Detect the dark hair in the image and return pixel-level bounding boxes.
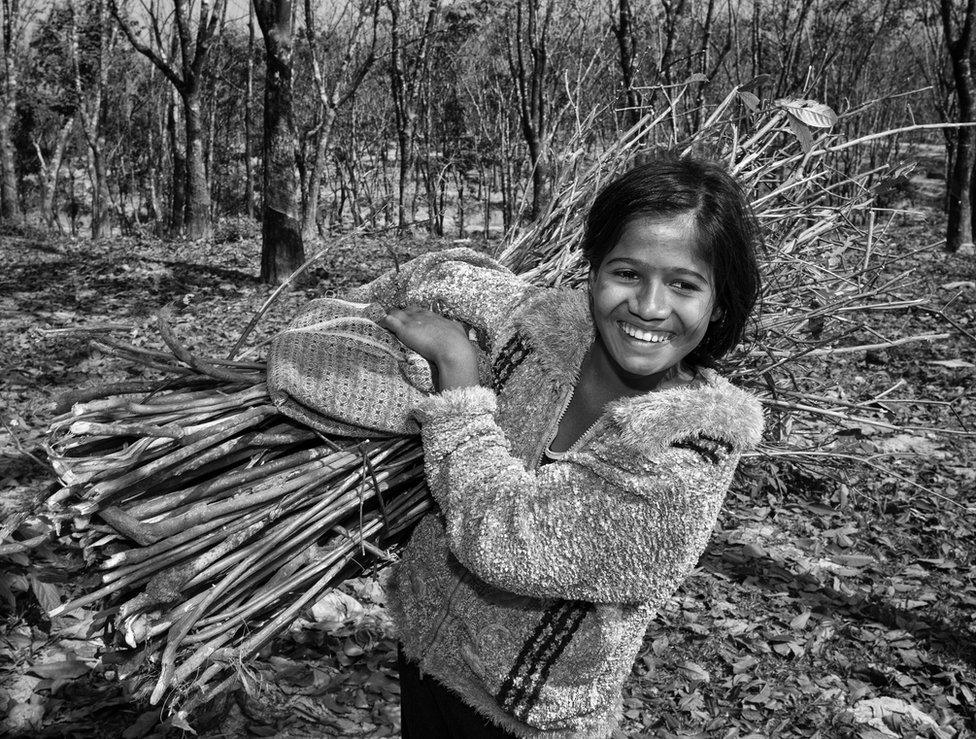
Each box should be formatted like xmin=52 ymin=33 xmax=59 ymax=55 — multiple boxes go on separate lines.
xmin=581 ymin=155 xmax=762 ymax=367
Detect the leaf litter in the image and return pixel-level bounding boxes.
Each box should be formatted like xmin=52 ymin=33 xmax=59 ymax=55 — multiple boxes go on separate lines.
xmin=1 ymin=207 xmax=974 ymax=737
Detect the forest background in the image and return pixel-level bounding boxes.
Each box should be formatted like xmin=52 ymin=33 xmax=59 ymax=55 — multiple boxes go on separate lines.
xmin=3 ymin=0 xmax=976 ymax=262
xmin=2 ymin=0 xmax=976 ymax=737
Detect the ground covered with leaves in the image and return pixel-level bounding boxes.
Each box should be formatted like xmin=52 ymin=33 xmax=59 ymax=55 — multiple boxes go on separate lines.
xmin=1 ymin=202 xmax=974 ymax=738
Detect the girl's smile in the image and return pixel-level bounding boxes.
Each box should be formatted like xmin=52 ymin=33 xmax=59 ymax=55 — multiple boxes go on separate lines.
xmin=588 ymin=213 xmax=718 ymax=390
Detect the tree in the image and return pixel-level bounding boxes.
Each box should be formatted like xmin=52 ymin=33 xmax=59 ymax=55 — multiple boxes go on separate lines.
xmin=506 ymin=0 xmax=554 ymax=221
xmin=301 ymin=0 xmax=378 ymax=240
xmin=254 ymin=0 xmax=304 ymax=283
xmin=244 ymin=1 xmax=256 ymax=219
xmin=613 ymin=0 xmax=640 ymax=129
xmin=388 ymin=0 xmax=441 ymax=231
xmin=71 ymin=0 xmax=117 ymax=238
xmin=939 ymin=0 xmax=976 ymax=252
xmin=25 ymin=1 xmax=77 ymax=229
xmin=0 ymin=0 xmax=36 ymax=224
xmin=111 ymin=0 xmax=228 ymax=239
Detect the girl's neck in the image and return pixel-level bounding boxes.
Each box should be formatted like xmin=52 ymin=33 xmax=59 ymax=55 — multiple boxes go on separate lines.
xmin=580 ymin=338 xmax=688 ymax=402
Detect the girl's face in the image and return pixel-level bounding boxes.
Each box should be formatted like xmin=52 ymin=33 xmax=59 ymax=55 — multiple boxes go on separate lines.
xmin=588 ymin=213 xmax=719 ymax=384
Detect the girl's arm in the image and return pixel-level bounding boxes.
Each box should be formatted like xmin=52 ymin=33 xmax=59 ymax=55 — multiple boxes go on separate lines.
xmin=345 ymin=247 xmax=531 ymax=351
xmin=412 ymin=384 xmax=752 ymax=605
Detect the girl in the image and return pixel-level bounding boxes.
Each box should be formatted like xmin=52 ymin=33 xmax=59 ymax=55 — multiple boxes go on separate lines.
xmin=349 ymin=156 xmax=764 ymax=738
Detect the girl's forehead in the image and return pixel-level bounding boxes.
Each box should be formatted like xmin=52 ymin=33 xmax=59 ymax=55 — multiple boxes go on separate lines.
xmin=607 ymin=213 xmax=708 ymax=267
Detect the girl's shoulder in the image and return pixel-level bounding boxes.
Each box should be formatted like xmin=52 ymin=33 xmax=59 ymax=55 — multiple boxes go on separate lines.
xmin=605 ymin=369 xmax=765 ymax=454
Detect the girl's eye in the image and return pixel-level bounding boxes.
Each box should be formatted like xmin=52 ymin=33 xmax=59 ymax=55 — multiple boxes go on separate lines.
xmin=671 ymin=280 xmax=700 ymax=292
xmin=612 ymin=269 xmax=640 ymax=280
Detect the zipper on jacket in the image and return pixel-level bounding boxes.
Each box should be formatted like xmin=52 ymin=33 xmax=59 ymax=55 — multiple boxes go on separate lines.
xmin=538 ymin=382 xmax=605 ymax=465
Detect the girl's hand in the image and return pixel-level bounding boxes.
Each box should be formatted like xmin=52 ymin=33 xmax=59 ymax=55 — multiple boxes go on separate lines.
xmin=378 ymin=305 xmax=480 ymax=390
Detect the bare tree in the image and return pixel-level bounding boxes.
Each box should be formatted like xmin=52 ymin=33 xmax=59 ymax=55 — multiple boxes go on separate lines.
xmin=31 ymin=116 xmax=73 ymax=228
xmin=254 ymin=0 xmax=304 ymax=283
xmin=939 ymin=0 xmax=976 ymax=252
xmin=301 ymin=0 xmax=378 ymax=240
xmin=0 ymin=0 xmax=36 ymax=224
xmin=388 ymin=0 xmax=440 ymax=231
xmin=71 ymin=0 xmax=117 ymax=238
xmin=613 ymin=0 xmax=640 ymax=128
xmin=655 ymin=0 xmax=686 ymax=95
xmin=26 ymin=2 xmax=76 ymax=229
xmin=507 ymin=0 xmax=554 ymax=221
xmin=244 ymin=0 xmax=255 ymax=219
xmin=111 ymin=0 xmax=227 ymax=239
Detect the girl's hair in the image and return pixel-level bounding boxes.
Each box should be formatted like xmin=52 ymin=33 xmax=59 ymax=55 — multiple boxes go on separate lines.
xmin=582 ymin=155 xmax=762 ymax=367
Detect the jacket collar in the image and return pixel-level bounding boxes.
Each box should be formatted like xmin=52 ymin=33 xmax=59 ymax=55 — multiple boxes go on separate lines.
xmin=514 ymin=288 xmax=764 ymax=452
xmin=514 ymin=287 xmax=593 ymax=388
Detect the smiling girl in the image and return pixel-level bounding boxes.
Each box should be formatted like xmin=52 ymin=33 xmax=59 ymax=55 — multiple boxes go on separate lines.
xmin=340 ymin=156 xmax=765 ymax=738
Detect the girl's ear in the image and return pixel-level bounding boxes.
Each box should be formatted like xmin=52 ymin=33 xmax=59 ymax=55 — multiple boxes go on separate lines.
xmin=710 ymin=304 xmax=724 ymax=322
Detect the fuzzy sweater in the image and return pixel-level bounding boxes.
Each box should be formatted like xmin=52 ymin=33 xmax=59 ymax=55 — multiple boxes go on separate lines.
xmin=341 ymin=248 xmax=765 ymax=738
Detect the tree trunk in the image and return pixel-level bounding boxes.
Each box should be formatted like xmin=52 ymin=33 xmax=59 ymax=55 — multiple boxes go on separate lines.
xmin=301 ymin=0 xmax=377 ymax=239
xmin=183 ymin=92 xmax=213 ymax=239
xmin=387 ymin=0 xmax=439 ymax=232
xmin=950 ymin=130 xmax=976 ymax=251
xmin=507 ymin=0 xmax=553 ymax=221
xmin=526 ymin=133 xmax=549 ymax=221
xmin=167 ymin=91 xmax=187 ymax=234
xmin=255 ymin=0 xmax=305 ymax=284
xmin=941 ymin=0 xmax=976 ymax=252
xmin=389 ymin=0 xmax=411 ymax=231
xmin=87 ymin=145 xmax=112 ymax=239
xmin=71 ymin=0 xmax=115 ymax=238
xmin=614 ymin=0 xmax=640 ymax=129
xmin=109 ymin=0 xmax=226 ymax=240
xmin=32 ymin=117 xmax=73 ymax=227
xmin=0 ymin=0 xmax=23 ymax=223
xmin=245 ymin=2 xmax=256 ymax=219
xmin=301 ymin=105 xmax=338 ymax=241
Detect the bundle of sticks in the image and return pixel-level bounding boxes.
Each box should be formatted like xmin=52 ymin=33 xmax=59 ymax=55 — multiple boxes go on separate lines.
xmin=45 ymin=320 xmax=430 ymax=705
xmin=42 ymin=88 xmax=946 ymax=710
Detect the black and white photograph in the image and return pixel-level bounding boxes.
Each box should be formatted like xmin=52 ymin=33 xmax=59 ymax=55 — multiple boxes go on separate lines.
xmin=1 ymin=0 xmax=974 ymax=736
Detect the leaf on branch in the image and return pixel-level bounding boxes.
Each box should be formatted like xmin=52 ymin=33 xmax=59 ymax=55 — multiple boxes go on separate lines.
xmin=786 ymin=115 xmax=814 ymax=152
xmin=739 ymin=90 xmax=761 ymax=112
xmin=684 ymin=72 xmax=709 ymax=84
xmin=775 ymin=98 xmax=838 ymax=128
xmin=740 ymin=73 xmax=773 ymax=91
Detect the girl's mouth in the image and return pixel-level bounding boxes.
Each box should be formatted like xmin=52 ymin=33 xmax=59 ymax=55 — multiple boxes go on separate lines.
xmin=618 ymin=321 xmax=672 ymax=344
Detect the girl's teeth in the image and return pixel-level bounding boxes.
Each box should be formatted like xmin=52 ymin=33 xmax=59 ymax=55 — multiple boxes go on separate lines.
xmin=619 ymin=322 xmax=669 ymax=343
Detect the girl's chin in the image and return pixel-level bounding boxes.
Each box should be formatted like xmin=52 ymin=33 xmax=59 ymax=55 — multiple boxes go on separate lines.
xmin=617 ymin=361 xmax=672 ymax=379
xmin=607 ymin=347 xmax=678 ymax=381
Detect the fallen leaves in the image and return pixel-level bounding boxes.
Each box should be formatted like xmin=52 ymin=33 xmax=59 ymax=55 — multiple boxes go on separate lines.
xmin=3 ymin=226 xmax=976 ymax=737
xmin=849 ymin=696 xmax=950 ymax=738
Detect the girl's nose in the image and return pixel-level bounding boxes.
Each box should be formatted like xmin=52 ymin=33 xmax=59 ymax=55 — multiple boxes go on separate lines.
xmin=631 ymin=281 xmax=669 ymax=320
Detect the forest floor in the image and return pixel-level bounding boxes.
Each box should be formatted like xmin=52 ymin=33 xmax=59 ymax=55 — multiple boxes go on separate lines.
xmin=1 ymin=192 xmax=975 ymax=738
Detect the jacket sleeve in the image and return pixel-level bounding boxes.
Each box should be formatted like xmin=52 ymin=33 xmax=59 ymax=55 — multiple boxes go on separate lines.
xmin=343 ymin=247 xmax=532 ymax=351
xmin=414 ymin=385 xmax=746 ymax=606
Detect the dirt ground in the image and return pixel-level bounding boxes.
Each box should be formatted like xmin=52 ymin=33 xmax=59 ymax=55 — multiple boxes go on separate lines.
xmin=1 ymin=189 xmax=975 ymax=738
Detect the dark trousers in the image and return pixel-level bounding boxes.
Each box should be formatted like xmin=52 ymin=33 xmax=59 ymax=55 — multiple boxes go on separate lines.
xmin=397 ymin=646 xmax=520 ymax=739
